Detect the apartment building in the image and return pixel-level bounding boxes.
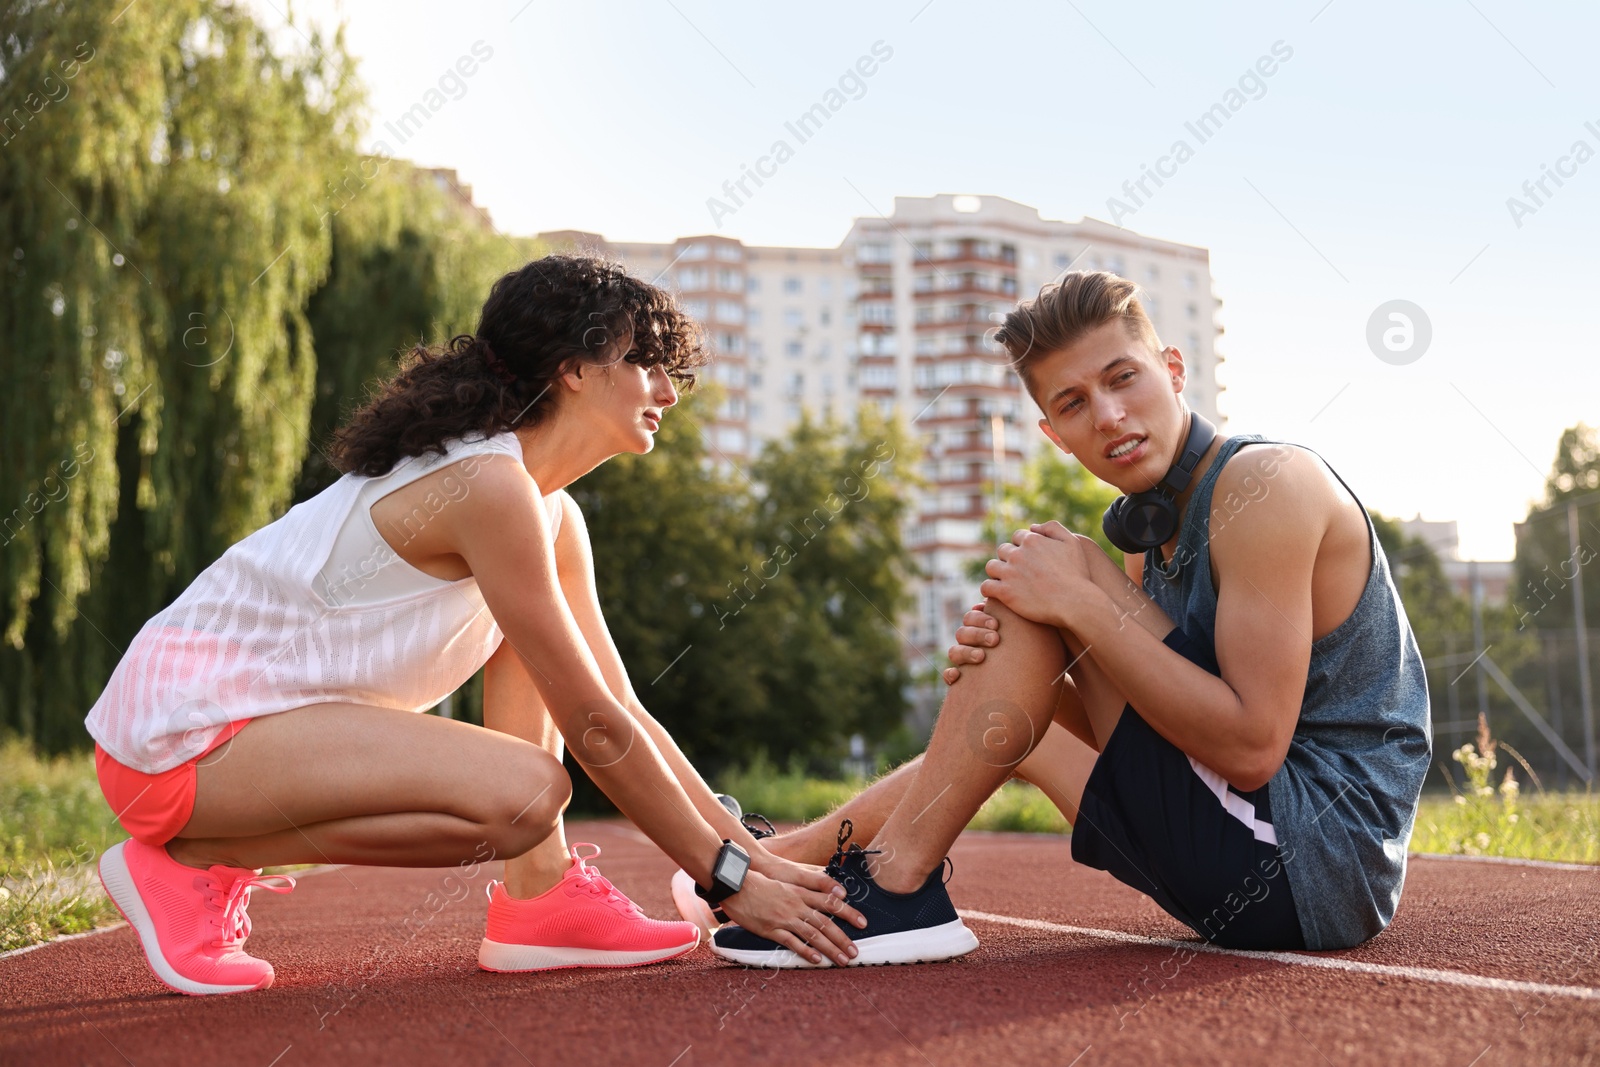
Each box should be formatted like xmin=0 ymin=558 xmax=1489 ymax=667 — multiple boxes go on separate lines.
xmin=538 ymin=193 xmax=1224 ymax=688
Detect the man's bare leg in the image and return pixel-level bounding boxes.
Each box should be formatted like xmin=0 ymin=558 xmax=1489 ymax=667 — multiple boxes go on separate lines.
xmin=770 ymin=675 xmax=1101 ymax=866
xmin=772 ymin=538 xmax=1167 ymax=871
xmin=857 ymin=598 xmax=1074 ymax=892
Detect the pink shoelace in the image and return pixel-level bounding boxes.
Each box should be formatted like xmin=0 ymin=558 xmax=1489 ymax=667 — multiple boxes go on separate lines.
xmin=195 ymin=870 xmax=296 ymax=949
xmin=567 ymin=844 xmax=642 ymax=917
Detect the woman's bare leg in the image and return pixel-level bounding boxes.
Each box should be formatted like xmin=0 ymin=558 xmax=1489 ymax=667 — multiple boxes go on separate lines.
xmin=169 ymin=703 xmax=570 ymax=872
xmin=481 ymin=640 xmax=577 ymax=898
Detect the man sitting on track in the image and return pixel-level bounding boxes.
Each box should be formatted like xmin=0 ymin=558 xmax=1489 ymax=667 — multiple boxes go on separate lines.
xmin=700 ymin=270 xmax=1433 ymax=966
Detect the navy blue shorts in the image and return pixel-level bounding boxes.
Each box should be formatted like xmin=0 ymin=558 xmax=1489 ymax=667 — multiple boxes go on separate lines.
xmin=1069 ymin=625 xmax=1306 ymax=951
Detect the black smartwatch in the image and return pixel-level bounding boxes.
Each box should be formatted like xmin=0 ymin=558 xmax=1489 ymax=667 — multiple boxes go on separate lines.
xmin=694 ymin=839 xmax=751 ymax=907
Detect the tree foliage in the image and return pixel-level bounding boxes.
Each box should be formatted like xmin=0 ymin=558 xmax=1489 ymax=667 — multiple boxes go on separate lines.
xmin=567 ymin=400 xmax=917 ymax=784
xmin=967 ymin=447 xmax=1122 ymax=582
xmin=1511 ymin=422 xmax=1600 ymax=634
xmin=1 ymin=0 xmax=359 ymax=748
xmin=295 ymin=159 xmax=531 ymax=500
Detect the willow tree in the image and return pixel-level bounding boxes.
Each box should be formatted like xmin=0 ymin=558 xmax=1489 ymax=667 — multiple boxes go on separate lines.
xmin=296 ymin=160 xmax=532 ymax=501
xmin=0 ymin=0 xmax=360 ymax=748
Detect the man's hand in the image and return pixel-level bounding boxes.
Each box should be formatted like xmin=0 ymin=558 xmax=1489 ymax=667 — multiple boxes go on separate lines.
xmin=943 ymin=603 xmax=1000 ymax=685
xmin=978 ymin=521 xmax=1097 ymax=628
xmin=718 ymin=870 xmax=864 ymax=967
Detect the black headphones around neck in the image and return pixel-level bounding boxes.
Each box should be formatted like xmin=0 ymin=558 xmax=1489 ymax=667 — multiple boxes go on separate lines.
xmin=1100 ymin=411 xmax=1218 ymax=554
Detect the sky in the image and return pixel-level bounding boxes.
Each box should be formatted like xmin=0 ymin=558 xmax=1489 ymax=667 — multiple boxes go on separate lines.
xmin=258 ymin=0 xmax=1599 ymax=561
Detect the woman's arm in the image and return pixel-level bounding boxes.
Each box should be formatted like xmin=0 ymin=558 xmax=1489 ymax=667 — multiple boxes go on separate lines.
xmin=549 ymin=493 xmax=863 ymax=902
xmin=442 ymin=460 xmax=860 ymax=960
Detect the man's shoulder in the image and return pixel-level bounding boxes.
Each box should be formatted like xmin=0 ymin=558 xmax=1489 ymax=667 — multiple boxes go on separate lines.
xmin=1208 ymin=440 xmax=1338 ymax=555
xmin=1213 ymin=440 xmax=1332 ymax=511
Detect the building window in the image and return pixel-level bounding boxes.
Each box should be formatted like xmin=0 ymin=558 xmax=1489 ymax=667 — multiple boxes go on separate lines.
xmin=746 ymin=276 xmax=761 ymax=293
xmin=715 ymin=300 xmax=744 ymax=324
xmin=716 ymin=267 xmax=742 ymax=291
xmin=679 ymin=266 xmax=707 ymax=289
xmin=858 ymin=241 xmax=892 ymax=264
xmin=819 ymin=307 xmax=831 ymax=327
xmin=819 ymin=278 xmax=832 ymax=297
xmin=785 ymin=340 xmax=803 ymax=359
xmin=860 ymin=302 xmax=894 ymax=325
xmin=783 ymin=309 xmax=804 ymax=329
xmin=783 ymin=276 xmax=803 ymax=294
xmin=678 ymin=242 xmax=709 ymax=260
xmin=682 ymin=299 xmax=709 ymax=320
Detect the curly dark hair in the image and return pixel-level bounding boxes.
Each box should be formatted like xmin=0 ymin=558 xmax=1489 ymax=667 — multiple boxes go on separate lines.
xmin=330 ymin=254 xmax=708 ymax=476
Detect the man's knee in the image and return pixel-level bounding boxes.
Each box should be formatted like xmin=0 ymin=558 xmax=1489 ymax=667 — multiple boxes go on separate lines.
xmin=978 ymin=599 xmax=1069 ymax=673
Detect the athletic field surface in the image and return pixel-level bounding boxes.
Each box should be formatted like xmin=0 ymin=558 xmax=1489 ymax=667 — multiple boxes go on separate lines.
xmin=4 ymin=820 xmax=1597 ymax=1066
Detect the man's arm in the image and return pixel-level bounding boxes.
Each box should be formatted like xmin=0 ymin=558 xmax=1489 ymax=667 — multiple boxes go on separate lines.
xmin=1058 ymin=450 xmax=1326 ymax=790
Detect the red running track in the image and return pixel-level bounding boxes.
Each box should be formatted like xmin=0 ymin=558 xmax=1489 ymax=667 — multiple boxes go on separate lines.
xmin=3 ymin=820 xmax=1597 ymax=1066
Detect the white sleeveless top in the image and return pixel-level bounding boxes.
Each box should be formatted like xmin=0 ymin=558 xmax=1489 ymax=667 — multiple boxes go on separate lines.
xmin=86 ymin=430 xmax=553 ymax=774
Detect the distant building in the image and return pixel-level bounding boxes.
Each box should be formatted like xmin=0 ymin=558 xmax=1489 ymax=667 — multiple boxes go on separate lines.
xmin=538 ymin=193 xmax=1226 ymax=700
xmin=414 ymin=167 xmax=494 ymax=231
xmin=1400 ymin=514 xmax=1511 ymax=604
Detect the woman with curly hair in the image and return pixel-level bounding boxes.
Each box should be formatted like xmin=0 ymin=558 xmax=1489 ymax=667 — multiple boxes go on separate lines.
xmin=85 ymin=255 xmax=865 ymax=996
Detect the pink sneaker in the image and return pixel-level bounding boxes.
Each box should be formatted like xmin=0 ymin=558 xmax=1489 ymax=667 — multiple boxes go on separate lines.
xmin=478 ymin=843 xmax=700 ymax=972
xmin=97 ymin=839 xmax=295 ymax=995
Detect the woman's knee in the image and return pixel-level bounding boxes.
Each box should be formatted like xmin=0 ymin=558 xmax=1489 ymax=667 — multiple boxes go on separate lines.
xmin=483 ymin=746 xmax=571 ymax=854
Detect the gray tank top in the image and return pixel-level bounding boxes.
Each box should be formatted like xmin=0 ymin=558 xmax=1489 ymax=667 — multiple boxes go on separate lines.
xmin=1142 ymin=434 xmax=1432 ymax=950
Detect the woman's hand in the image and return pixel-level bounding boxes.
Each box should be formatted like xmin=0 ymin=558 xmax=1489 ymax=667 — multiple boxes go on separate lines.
xmin=978 ymin=521 xmax=1095 ymax=628
xmin=943 ymin=603 xmax=1000 ymax=685
xmin=718 ymin=869 xmax=864 ymax=967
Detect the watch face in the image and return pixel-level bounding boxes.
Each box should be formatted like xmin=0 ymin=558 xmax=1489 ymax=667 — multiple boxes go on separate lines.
xmin=718 ymin=848 xmax=750 ymax=887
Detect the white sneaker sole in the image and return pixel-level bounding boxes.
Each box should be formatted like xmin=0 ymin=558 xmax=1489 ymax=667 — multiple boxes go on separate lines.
xmin=477 ymin=931 xmax=700 ymax=972
xmin=669 ymin=868 xmax=720 ymax=939
xmin=709 ymin=917 xmax=979 ymax=969
xmin=97 ymin=840 xmax=270 ymax=996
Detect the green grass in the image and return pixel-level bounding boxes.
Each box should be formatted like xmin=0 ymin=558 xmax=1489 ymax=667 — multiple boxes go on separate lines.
xmin=717 ymin=742 xmax=1598 ymax=863
xmin=715 ymin=754 xmax=1069 ymax=834
xmin=0 ymin=738 xmax=124 ymax=952
xmin=1406 ymin=717 xmax=1599 ymax=864
xmin=1411 ymin=791 xmax=1599 ymax=864
xmin=4 ymin=730 xmax=1590 ymax=954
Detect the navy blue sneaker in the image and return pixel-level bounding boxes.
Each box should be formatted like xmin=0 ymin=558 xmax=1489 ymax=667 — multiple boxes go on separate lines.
xmin=708 ymin=820 xmax=979 ymax=968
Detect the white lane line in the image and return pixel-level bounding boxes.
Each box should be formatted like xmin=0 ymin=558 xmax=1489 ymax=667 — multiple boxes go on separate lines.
xmin=1412 ymin=852 xmax=1599 ymax=874
xmin=0 ymin=862 xmax=348 ymax=963
xmin=960 ymin=910 xmax=1600 ymax=1003
xmin=0 ymin=924 xmax=128 ymax=962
